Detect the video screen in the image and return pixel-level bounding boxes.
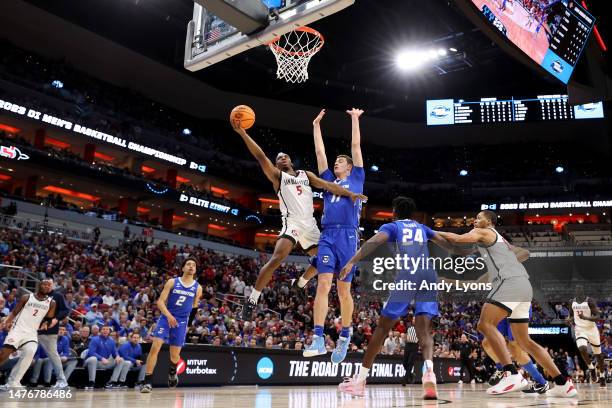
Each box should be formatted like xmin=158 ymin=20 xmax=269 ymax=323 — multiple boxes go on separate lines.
xmin=470 ymin=0 xmax=595 ymax=83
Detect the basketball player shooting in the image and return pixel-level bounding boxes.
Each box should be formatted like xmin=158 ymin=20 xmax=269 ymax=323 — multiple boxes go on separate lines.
xmin=437 ymin=210 xmax=578 ymax=397
xmin=0 ymin=279 xmax=56 ymax=389
xmin=231 ymin=122 xmax=367 ymax=321
xmin=569 ymin=287 xmax=606 ymax=387
xmin=302 ymin=108 xmax=366 ymax=364
xmin=337 ymin=197 xmax=453 ymax=400
xmin=140 ymin=257 xmax=202 ymax=393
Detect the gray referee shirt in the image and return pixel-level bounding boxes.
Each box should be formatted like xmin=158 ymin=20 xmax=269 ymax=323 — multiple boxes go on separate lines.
xmin=406 ymin=326 xmax=418 ymax=344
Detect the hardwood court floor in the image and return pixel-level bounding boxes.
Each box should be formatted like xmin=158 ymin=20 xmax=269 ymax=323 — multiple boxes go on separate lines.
xmin=2 ymin=383 xmax=610 ymax=408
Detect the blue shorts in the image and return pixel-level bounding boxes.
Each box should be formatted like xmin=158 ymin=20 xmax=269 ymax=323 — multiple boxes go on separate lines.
xmin=317 ymin=228 xmax=359 ymax=282
xmin=497 ymin=318 xmax=514 ymax=341
xmin=152 ymin=315 xmax=188 ymax=347
xmin=382 ymin=300 xmax=439 ymax=321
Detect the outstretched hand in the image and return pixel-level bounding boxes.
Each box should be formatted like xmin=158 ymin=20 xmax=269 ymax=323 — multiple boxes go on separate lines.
xmin=313 ymin=109 xmax=326 ymax=126
xmin=346 ymin=108 xmax=364 ymax=118
xmin=339 ymin=262 xmax=354 ymax=281
xmin=231 ymin=120 xmax=247 ymax=136
xmin=350 ymin=192 xmax=368 ymax=203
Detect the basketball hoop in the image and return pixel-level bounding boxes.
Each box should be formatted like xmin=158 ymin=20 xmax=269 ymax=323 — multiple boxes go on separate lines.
xmin=268 ymin=26 xmax=324 ymax=84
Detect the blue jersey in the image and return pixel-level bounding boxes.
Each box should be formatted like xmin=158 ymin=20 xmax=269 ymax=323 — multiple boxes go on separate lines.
xmin=378 ymin=219 xmax=435 ymax=260
xmin=166 ymin=278 xmax=199 ymax=319
xmin=320 ymin=167 xmax=365 ymax=229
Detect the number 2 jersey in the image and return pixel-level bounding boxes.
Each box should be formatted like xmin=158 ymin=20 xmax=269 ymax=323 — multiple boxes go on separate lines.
xmin=167 ymin=278 xmax=199 ymax=319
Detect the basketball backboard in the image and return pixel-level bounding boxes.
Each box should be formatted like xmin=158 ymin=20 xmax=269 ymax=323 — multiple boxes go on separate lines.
xmin=184 ymin=0 xmax=354 ymax=71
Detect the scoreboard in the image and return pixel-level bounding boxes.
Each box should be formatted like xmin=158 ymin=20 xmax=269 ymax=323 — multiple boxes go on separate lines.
xmin=426 ymin=95 xmax=604 ymax=126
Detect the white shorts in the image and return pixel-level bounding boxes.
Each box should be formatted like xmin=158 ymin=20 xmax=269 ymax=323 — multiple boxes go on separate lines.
xmin=575 ymin=325 xmax=601 ymax=353
xmin=496 ymin=301 xmax=531 ymax=321
xmin=279 ymin=217 xmax=320 ymax=251
xmin=3 ymin=328 xmax=38 ymax=350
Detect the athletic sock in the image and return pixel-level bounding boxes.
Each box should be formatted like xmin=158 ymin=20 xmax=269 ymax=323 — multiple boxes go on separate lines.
xmin=588 ymin=363 xmax=595 ymax=370
xmin=169 ymin=361 xmax=177 ymax=375
xmin=144 ymin=374 xmax=152 ymax=384
xmin=297 ymin=277 xmax=309 ymax=288
xmin=503 ymin=364 xmax=518 ymax=375
xmin=553 ymin=374 xmax=566 ymax=386
xmin=495 ymin=363 xmax=503 ymax=370
xmin=422 ymin=360 xmax=434 ymax=373
xmin=357 ymin=366 xmax=369 ymax=382
xmin=521 ymin=360 xmax=547 ymax=385
xmin=249 ymin=289 xmax=261 ymax=303
xmin=314 ymin=325 xmax=324 ymax=337
xmin=340 ymin=327 xmax=351 ymax=339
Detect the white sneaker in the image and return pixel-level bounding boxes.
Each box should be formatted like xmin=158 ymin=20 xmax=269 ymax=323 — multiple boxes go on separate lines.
xmin=458 ymin=380 xmax=463 ymax=384
xmin=52 ymin=380 xmax=69 ymax=388
xmin=486 ymin=372 xmax=528 ymax=395
xmin=547 ymin=379 xmax=578 ymax=398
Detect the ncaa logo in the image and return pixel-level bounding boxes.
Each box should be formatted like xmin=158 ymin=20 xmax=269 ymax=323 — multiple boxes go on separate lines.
xmin=177 ymin=358 xmax=186 ymax=375
xmin=322 ymin=256 xmax=330 ymax=264
xmin=256 ymin=357 xmax=274 ymax=380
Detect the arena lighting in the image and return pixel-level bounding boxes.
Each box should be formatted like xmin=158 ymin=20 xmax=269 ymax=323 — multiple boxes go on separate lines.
xmin=93 ymin=152 xmax=114 ymax=161
xmin=51 ymin=80 xmax=64 ymax=89
xmin=370 ymin=165 xmax=379 ymax=172
xmin=259 ymin=197 xmax=280 ymax=204
xmin=208 ymin=223 xmax=228 ymax=231
xmin=0 ymin=174 xmax=12 ymax=181
xmin=0 ymin=124 xmax=20 ymax=133
xmin=141 ymin=165 xmax=156 ymax=173
xmin=45 ymin=137 xmax=70 ymax=149
xmin=182 ymin=128 xmax=192 ymax=135
xmin=176 ymin=176 xmax=191 ymax=183
xmin=459 ymin=169 xmax=468 ymax=176
xmin=449 ymin=47 xmax=458 ymax=52
xmin=256 ymin=233 xmax=277 ymax=238
xmin=211 ymin=186 xmax=229 ymax=195
xmin=173 ymin=215 xmax=186 ymax=221
xmin=397 ymin=46 xmax=448 ymax=71
xmin=42 ymin=185 xmax=100 ymax=202
xmin=555 ymin=166 xmax=565 ymax=174
xmin=375 ymin=211 xmax=394 ymax=218
xmin=137 ymin=207 xmax=151 ymax=214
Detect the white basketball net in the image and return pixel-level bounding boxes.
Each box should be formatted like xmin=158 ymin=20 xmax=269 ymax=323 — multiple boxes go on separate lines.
xmin=269 ymin=27 xmax=324 ymax=84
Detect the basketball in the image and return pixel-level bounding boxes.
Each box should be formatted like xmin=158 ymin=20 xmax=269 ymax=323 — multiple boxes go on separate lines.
xmin=230 ymin=105 xmax=256 ymax=129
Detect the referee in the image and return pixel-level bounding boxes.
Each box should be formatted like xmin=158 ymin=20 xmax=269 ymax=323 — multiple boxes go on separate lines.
xmin=402 ymin=322 xmax=419 ymax=386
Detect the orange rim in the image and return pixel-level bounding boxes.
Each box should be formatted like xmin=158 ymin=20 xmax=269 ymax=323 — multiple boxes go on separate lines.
xmin=268 ymin=26 xmax=325 ymax=57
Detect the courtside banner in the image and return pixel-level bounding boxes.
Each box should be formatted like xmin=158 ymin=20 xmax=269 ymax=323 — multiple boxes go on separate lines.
xmin=150 ymin=345 xmax=463 ymax=386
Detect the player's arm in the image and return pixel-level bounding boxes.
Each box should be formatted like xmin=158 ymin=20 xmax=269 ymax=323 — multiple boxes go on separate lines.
xmin=339 ymin=231 xmax=389 ymax=280
xmin=3 ymin=294 xmax=29 ymax=328
xmin=232 ymin=124 xmax=281 ymax=189
xmin=347 ymin=108 xmax=364 ymax=167
xmin=582 ymin=299 xmax=602 ymax=322
xmin=305 ymin=171 xmax=367 ymax=203
xmin=39 ymin=300 xmax=57 ymax=331
xmin=312 ymin=109 xmax=329 ymax=175
xmin=157 ymin=279 xmax=178 ymax=328
xmin=188 ymin=286 xmax=203 ymax=326
xmin=436 ymin=228 xmax=494 ymax=245
xmin=510 ymin=245 xmax=530 ymax=263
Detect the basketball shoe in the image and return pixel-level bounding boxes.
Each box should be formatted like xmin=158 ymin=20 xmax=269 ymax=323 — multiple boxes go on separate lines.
xmin=303 ymin=336 xmax=326 ymax=357
xmin=338 ymin=375 xmax=366 ymax=397
xmin=331 ymin=336 xmax=349 ymax=364
xmin=547 ymin=379 xmax=578 ymax=398
xmin=422 ymin=368 xmax=438 ymax=400
xmin=486 ymin=372 xmax=528 ymax=395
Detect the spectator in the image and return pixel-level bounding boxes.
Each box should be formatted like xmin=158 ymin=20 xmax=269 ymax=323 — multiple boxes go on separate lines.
xmin=107 ymin=332 xmax=146 ymax=388
xmin=83 ymin=326 xmax=118 ymax=390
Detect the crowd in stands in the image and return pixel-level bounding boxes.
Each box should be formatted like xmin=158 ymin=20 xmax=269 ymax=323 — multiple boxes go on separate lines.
xmin=1 ymin=226 xmax=611 ymax=387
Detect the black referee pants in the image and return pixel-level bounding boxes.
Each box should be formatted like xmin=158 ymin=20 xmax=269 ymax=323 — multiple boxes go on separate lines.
xmin=403 ymin=344 xmax=419 ymax=384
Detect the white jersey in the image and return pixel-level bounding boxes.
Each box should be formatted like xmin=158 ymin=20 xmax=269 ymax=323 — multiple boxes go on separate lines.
xmin=11 ymin=293 xmax=52 ymax=336
xmin=278 ymin=170 xmax=314 ymax=220
xmin=572 ymin=299 xmax=597 ymax=329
